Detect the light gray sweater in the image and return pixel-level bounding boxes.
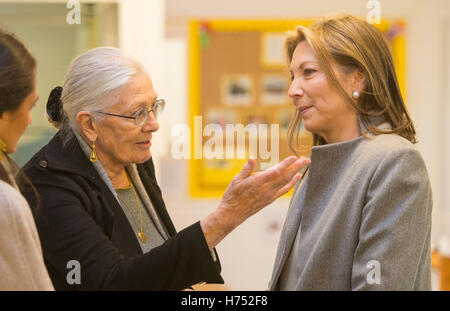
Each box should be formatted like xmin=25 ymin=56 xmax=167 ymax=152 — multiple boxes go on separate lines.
xmin=269 ymin=119 xmax=433 ymax=290
xmin=0 ymin=162 xmax=53 ymax=290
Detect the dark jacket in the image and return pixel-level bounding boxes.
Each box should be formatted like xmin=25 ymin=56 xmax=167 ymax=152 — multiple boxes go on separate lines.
xmin=22 ymin=131 xmax=224 ymax=290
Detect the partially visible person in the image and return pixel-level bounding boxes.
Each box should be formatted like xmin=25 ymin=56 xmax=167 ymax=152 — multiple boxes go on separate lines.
xmin=22 ymin=47 xmax=310 ymax=290
xmin=0 ymin=28 xmax=53 ymax=290
xmin=268 ymin=13 xmax=432 ymax=290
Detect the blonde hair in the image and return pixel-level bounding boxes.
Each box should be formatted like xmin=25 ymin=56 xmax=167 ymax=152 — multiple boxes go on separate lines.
xmin=286 ymin=13 xmax=416 ymax=152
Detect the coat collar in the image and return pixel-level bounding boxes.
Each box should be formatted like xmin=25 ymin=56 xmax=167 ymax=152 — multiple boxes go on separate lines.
xmin=310 ymin=114 xmax=393 ymax=153
xmin=358 ymin=114 xmax=393 ymax=137
xmin=43 ymin=130 xmax=100 ymax=181
xmin=307 ymin=115 xmax=393 ymax=169
xmin=43 ymin=130 xmax=159 ymax=189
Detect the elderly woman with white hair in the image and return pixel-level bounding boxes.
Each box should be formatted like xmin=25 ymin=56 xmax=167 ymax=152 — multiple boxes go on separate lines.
xmin=22 ymin=47 xmax=310 ymax=290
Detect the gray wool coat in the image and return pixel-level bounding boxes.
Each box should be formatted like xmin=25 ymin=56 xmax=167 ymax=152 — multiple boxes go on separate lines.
xmin=268 ymin=118 xmax=433 ymax=291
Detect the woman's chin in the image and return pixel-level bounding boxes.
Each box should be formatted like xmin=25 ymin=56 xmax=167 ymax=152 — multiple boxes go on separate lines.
xmin=7 ymin=145 xmax=17 ymax=155
xmin=134 ymin=151 xmax=152 ymax=164
xmin=303 ymin=121 xmax=316 ymax=133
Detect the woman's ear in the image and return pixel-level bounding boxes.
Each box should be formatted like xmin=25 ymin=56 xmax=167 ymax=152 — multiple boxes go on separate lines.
xmin=351 ymin=69 xmax=366 ymax=92
xmin=76 ymin=111 xmax=98 ymax=142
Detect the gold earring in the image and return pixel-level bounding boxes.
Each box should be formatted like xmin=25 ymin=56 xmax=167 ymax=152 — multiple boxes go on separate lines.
xmin=0 ymin=138 xmax=7 ymax=161
xmin=90 ymin=142 xmax=98 ymax=162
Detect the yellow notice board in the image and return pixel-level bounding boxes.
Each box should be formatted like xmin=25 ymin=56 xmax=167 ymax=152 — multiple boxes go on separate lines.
xmin=188 ymin=19 xmax=407 ymax=198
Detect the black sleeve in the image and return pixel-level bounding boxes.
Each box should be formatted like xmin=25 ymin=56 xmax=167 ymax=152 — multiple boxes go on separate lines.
xmin=30 ymin=185 xmax=224 ymax=290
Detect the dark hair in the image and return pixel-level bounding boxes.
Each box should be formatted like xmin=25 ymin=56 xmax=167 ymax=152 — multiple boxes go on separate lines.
xmin=0 ymin=28 xmax=37 ymax=196
xmin=0 ymin=29 xmax=36 ymax=115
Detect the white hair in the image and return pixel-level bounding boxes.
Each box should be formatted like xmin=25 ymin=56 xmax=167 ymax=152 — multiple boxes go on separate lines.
xmin=57 ymin=47 xmax=146 ymax=143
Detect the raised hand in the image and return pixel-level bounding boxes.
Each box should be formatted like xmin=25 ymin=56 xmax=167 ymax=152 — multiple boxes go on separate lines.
xmin=200 ymin=156 xmax=311 ymax=249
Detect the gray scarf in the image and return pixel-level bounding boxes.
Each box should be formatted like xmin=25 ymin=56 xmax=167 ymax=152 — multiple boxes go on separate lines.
xmin=73 ymin=130 xmax=169 ymax=240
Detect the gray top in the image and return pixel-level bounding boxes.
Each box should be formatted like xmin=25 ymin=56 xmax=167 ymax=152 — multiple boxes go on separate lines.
xmin=277 ymin=169 xmax=309 ymax=290
xmin=116 ymin=186 xmax=165 ymax=253
xmin=269 ymin=116 xmax=433 ymax=290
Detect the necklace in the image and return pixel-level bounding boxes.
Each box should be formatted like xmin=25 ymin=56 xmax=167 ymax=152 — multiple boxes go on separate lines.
xmin=116 ymin=172 xmax=147 ymax=243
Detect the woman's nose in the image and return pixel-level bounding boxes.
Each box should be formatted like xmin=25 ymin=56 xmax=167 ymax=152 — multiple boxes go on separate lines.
xmin=288 ymin=79 xmax=304 ymax=98
xmin=142 ymin=111 xmax=159 ymax=132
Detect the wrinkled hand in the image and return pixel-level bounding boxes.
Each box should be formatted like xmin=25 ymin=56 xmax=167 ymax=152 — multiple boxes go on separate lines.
xmin=221 ymin=156 xmax=310 ymax=223
xmin=200 ymin=156 xmax=311 ymax=249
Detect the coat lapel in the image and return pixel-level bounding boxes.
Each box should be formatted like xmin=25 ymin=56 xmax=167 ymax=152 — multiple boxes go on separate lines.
xmin=44 ymin=131 xmax=144 ymax=256
xmin=268 ymin=167 xmax=309 ymax=290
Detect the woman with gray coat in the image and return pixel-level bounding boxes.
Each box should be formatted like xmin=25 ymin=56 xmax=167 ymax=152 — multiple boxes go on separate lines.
xmin=269 ymin=14 xmax=432 ymax=290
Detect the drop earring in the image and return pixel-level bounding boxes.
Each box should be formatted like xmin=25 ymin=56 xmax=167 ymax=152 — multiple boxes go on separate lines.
xmin=0 ymin=138 xmax=7 ymax=161
xmin=90 ymin=142 xmax=98 ymax=162
xmin=352 ymin=91 xmax=360 ymax=99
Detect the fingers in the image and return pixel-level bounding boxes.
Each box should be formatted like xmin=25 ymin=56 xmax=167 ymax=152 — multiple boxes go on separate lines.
xmin=269 ymin=156 xmax=310 ymax=176
xmin=256 ymin=156 xmax=310 ymax=184
xmin=282 ymin=157 xmax=311 ymax=181
xmin=234 ymin=156 xmax=257 ymax=181
xmin=270 ymin=157 xmax=309 ymax=190
xmin=267 ymin=155 xmax=298 ymax=173
xmin=253 ymin=156 xmax=309 ymax=199
xmin=218 ymin=156 xmax=309 ymax=226
xmin=274 ymin=173 xmax=303 ymax=198
xmin=234 ymin=156 xmax=310 ymax=191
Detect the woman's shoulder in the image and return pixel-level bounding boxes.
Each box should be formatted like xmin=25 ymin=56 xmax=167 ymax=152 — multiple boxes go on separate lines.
xmin=354 ymin=133 xmax=428 ymax=176
xmin=364 ymin=132 xmax=414 ymax=150
xmin=361 ymin=133 xmax=420 ymax=158
xmin=360 ymin=133 xmax=428 ymax=174
xmin=22 ymin=133 xmax=96 ymax=189
xmin=0 ymin=180 xmax=26 ymax=205
xmin=0 ymin=180 xmax=32 ymax=223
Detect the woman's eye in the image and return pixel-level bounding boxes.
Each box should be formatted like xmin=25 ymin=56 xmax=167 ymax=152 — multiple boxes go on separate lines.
xmin=132 ymin=106 xmax=145 ymax=115
xmin=304 ymin=69 xmax=316 ymax=76
xmin=134 ymin=108 xmax=145 ymax=118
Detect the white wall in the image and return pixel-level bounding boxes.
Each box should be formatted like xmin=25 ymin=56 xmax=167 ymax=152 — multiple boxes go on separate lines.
xmin=118 ymin=0 xmax=167 ymax=180
xmin=445 ymin=20 xmax=450 ymax=244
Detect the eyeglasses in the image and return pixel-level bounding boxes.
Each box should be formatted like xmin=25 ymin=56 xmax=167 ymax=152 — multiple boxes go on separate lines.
xmin=94 ymin=98 xmax=165 ymax=126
